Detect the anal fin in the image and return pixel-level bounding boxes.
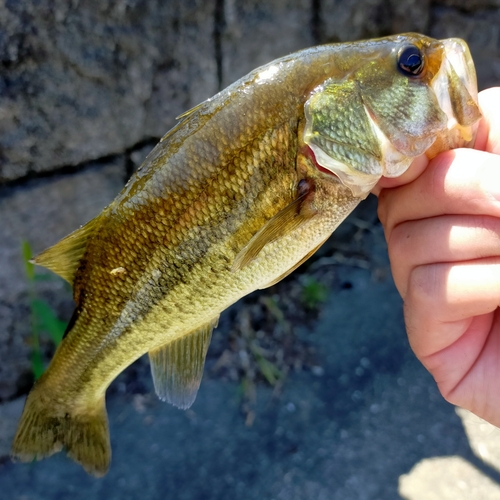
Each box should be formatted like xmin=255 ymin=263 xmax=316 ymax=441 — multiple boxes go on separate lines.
xmin=148 ymin=316 xmax=219 ymax=409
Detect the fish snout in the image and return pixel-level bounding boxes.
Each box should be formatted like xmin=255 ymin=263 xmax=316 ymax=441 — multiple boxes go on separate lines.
xmin=427 ymin=38 xmax=482 ymax=158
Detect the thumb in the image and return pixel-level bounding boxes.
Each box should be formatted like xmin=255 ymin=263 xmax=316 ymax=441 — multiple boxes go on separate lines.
xmin=372 ymin=154 xmax=429 ymax=196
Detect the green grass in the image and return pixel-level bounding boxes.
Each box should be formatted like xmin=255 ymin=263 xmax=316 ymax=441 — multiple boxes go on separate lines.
xmin=301 ymin=276 xmax=328 ymax=310
xmin=22 ymin=241 xmax=67 ymax=379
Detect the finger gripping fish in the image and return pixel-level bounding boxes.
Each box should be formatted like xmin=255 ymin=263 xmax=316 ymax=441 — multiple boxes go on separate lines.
xmin=11 ymin=33 xmax=481 ymax=476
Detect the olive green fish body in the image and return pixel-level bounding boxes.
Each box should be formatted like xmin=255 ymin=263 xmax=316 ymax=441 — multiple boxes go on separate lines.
xmin=44 ymin=120 xmax=356 ymax=401
xmin=12 ymin=33 xmax=482 ymax=476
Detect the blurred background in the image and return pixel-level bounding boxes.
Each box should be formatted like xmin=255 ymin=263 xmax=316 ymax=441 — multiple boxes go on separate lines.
xmin=1 ymin=1 xmax=500 ymax=498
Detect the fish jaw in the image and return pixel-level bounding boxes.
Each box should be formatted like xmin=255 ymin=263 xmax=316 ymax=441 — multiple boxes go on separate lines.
xmin=303 ymin=35 xmax=482 ymax=197
xmin=426 ymin=38 xmax=482 ymax=158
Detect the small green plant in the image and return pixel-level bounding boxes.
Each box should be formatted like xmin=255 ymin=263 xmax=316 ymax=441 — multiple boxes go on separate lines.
xmin=22 ymin=241 xmax=67 ymax=379
xmin=250 ymin=343 xmax=283 ymax=386
xmin=301 ymin=276 xmax=328 ymax=310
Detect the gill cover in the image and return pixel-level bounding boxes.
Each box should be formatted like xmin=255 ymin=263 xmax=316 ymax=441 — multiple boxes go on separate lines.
xmin=304 ymin=35 xmax=481 ymax=197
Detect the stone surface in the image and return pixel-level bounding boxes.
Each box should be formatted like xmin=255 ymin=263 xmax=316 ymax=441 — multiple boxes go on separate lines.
xmin=434 ymin=0 xmax=500 ymax=10
xmin=0 ymin=0 xmax=217 ymax=181
xmin=3 ymin=0 xmax=498 ymax=182
xmin=320 ymin=0 xmax=431 ymax=43
xmin=220 ymin=0 xmax=313 ymax=87
xmin=457 ymin=407 xmax=500 ymax=473
xmin=0 ymin=398 xmax=24 ymax=458
xmin=399 ymin=408 xmax=500 ymax=499
xmin=399 ymin=457 xmax=500 ymax=500
xmin=431 ymin=6 xmax=500 ymax=90
xmin=143 ymin=0 xmax=219 ymax=139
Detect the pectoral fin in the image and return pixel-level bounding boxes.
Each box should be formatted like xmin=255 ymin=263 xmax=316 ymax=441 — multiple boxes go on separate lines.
xmin=148 ymin=316 xmax=219 ymax=409
xmin=31 ymin=216 xmax=100 ymax=287
xmin=260 ymin=235 xmax=330 ymax=289
xmin=232 ymin=183 xmax=317 ymax=272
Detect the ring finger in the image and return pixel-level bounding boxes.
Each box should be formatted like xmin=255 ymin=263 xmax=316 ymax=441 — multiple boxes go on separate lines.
xmin=388 ymin=214 xmax=500 ymax=297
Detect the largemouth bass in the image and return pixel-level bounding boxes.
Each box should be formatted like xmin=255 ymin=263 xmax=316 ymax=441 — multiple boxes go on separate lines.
xmin=12 ymin=33 xmax=481 ymax=476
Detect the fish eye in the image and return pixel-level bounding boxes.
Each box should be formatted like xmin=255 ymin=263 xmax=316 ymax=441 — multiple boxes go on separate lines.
xmin=397 ymin=45 xmax=424 ymax=76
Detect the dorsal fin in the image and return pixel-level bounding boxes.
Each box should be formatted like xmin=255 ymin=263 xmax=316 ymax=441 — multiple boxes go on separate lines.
xmin=31 ymin=216 xmax=100 ymax=286
xmin=175 ymin=100 xmax=209 ymax=120
xmin=231 ymin=181 xmax=318 ymax=272
xmin=148 ymin=316 xmax=219 ymax=409
xmin=159 ymin=102 xmax=208 ymax=144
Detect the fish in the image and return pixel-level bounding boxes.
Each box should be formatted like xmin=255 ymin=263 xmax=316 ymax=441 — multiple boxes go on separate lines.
xmin=11 ymin=33 xmax=481 ymax=476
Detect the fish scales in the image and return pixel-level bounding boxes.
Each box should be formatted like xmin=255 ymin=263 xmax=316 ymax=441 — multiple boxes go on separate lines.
xmin=11 ymin=34 xmax=482 ymax=476
xmin=59 ymin=129 xmax=277 ymax=337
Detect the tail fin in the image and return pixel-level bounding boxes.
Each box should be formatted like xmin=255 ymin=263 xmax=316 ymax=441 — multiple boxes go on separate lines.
xmin=11 ymin=389 xmax=111 ymax=477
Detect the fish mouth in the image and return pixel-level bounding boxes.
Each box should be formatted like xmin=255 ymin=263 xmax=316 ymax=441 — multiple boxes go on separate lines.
xmin=428 ymin=38 xmax=482 ymax=156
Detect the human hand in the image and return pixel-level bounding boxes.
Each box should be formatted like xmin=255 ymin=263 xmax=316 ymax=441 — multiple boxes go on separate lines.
xmin=375 ymin=88 xmax=500 ymax=426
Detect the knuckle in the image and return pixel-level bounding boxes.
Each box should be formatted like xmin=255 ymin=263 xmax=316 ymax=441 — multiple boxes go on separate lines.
xmin=427 ymin=151 xmax=454 ymax=199
xmin=406 ymin=263 xmax=447 ymax=315
xmin=377 ymin=190 xmax=389 ymax=227
xmin=475 ymin=214 xmax=500 ymax=236
xmin=387 ymin=222 xmax=412 ymax=262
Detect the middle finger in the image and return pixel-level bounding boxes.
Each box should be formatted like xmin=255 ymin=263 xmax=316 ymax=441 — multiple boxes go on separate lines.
xmin=388 ymin=214 xmax=500 ymax=297
xmin=378 ymin=149 xmax=500 ymax=236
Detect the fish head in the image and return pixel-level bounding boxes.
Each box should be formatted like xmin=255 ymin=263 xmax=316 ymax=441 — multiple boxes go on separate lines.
xmin=303 ymin=34 xmax=482 ymax=197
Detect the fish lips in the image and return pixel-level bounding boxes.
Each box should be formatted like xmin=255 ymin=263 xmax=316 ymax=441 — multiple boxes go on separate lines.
xmin=426 ymin=38 xmax=482 ymax=158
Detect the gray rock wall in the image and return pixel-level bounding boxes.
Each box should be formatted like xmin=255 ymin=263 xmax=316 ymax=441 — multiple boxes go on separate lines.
xmin=2 ymin=0 xmax=499 ymax=183
xmin=0 ymin=0 xmax=218 ymax=181
xmin=0 ymin=0 xmax=499 ymax=403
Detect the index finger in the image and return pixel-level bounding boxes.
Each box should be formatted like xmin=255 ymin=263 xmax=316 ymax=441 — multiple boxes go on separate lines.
xmin=378 ymin=148 xmax=500 ymax=236
xmin=475 ymin=87 xmax=500 ymax=154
